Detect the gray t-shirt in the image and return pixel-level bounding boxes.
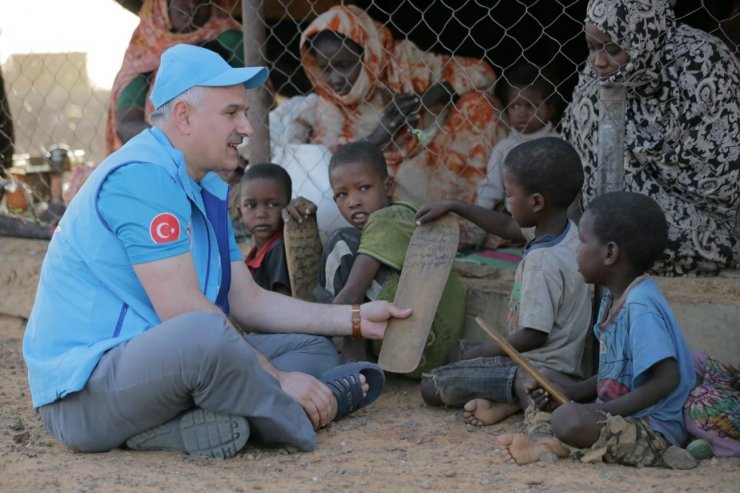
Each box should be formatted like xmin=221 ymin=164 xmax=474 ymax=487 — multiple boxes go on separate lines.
xmin=507 ymin=220 xmax=591 ymax=377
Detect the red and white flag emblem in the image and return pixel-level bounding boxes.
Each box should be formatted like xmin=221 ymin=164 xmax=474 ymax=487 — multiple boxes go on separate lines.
xmin=149 ymin=212 xmax=180 ymax=244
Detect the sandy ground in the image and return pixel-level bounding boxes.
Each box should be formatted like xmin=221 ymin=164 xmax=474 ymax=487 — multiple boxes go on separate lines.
xmin=1 ymin=238 xmax=739 ymax=492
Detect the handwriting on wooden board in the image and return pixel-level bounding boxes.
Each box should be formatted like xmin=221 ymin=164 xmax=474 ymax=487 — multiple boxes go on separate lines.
xmin=403 ymin=227 xmax=458 ymax=269
xmin=378 ymin=213 xmax=459 ymax=374
xmin=283 ymin=216 xmax=322 ymax=301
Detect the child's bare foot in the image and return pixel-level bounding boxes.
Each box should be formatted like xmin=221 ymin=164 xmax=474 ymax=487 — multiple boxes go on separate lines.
xmin=497 ymin=433 xmax=569 ymax=465
xmin=463 ymin=399 xmax=520 ymax=426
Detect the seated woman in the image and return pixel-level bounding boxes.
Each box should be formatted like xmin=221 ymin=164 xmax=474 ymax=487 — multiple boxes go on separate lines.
xmin=61 ymin=0 xmax=244 ymax=205
xmin=285 ymin=5 xmax=502 ymax=243
xmin=561 ymin=0 xmax=740 ymax=276
xmin=105 ymin=0 xmax=243 ymax=154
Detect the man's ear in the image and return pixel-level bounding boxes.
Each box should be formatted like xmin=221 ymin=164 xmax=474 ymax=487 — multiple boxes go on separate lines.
xmin=384 ymin=175 xmax=396 ymax=198
xmin=172 ymin=100 xmax=192 ymax=134
xmin=604 ymin=241 xmax=619 ymax=266
xmin=531 ymin=192 xmax=545 ymax=213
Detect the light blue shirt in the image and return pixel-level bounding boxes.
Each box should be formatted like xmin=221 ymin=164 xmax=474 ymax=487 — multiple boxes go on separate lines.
xmin=23 ymin=128 xmax=241 ymax=408
xmin=595 ymin=278 xmax=695 ymax=446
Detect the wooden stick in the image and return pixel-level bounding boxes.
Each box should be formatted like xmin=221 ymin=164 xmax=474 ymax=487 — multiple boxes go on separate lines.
xmin=475 ymin=317 xmax=569 ymax=405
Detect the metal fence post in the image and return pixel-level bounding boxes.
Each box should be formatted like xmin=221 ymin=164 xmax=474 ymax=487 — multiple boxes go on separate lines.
xmin=596 ymin=82 xmax=627 ymax=195
xmin=590 ymin=82 xmax=627 ymax=374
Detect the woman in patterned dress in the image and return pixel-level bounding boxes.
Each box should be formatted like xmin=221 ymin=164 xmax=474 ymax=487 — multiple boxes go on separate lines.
xmin=561 ymin=0 xmax=740 ymax=276
xmin=63 ymin=0 xmax=243 ymax=206
xmin=296 ymin=5 xmax=503 ymax=242
xmin=105 ymin=0 xmax=242 ymax=155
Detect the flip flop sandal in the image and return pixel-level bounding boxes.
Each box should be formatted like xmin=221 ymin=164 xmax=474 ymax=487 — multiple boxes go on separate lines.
xmin=320 ymin=362 xmax=385 ymax=421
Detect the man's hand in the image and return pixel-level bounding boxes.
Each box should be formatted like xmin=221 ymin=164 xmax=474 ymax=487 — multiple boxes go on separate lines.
xmin=281 ymin=196 xmax=317 ymax=224
xmin=416 ymin=199 xmax=456 ymax=226
xmin=357 ymin=301 xmax=412 ymax=339
xmin=278 ymin=371 xmax=337 ymax=429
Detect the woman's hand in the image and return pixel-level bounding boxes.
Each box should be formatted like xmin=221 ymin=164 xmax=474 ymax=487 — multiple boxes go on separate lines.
xmin=365 ymin=93 xmax=422 ymax=147
xmin=282 ymin=196 xmax=318 ymax=223
xmin=420 ymin=82 xmax=456 ymax=111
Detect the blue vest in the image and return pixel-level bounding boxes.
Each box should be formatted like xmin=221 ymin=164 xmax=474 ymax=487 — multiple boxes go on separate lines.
xmin=23 ymin=128 xmax=234 ymax=408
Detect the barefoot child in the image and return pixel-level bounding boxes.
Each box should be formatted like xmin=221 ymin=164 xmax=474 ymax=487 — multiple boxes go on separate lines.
xmin=240 ymin=163 xmax=293 ymax=295
xmin=498 ymin=191 xmax=696 ymax=468
xmin=317 ymin=142 xmax=465 ymax=378
xmin=417 ymin=137 xmax=591 ymax=426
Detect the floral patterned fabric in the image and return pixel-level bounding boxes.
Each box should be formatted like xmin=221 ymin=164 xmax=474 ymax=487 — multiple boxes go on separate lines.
xmin=299 ymin=5 xmax=504 ymax=210
xmin=684 ymin=352 xmax=740 ymax=457
xmin=561 ymin=0 xmax=740 ymax=276
xmin=104 ymin=0 xmax=240 ymax=155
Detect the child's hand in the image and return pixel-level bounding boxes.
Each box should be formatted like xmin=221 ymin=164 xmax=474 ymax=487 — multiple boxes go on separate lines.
xmin=416 ymin=199 xmax=455 ymax=226
xmin=527 ymin=384 xmax=566 ymax=412
xmin=282 ymin=196 xmax=317 ymax=223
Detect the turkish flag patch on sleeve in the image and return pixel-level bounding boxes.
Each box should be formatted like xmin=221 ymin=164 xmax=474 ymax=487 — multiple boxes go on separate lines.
xmin=149 ymin=212 xmax=181 ymax=244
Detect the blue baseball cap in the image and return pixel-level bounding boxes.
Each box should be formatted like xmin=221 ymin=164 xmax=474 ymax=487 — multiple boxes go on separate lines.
xmin=150 ymin=43 xmax=269 ymax=109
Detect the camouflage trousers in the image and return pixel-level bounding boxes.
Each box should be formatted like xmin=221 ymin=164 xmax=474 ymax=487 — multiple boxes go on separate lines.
xmin=522 ymin=404 xmax=670 ymax=467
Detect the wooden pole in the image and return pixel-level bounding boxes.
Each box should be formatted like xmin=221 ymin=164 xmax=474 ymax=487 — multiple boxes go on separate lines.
xmin=241 ymin=0 xmax=271 ymax=165
xmin=475 ymin=317 xmax=569 ymax=405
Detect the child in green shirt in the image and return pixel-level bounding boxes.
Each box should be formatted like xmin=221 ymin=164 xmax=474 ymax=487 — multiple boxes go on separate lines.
xmin=317 ymin=142 xmax=465 ymax=378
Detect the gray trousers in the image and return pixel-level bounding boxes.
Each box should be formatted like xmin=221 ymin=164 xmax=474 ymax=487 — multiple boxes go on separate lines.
xmin=40 ymin=311 xmax=340 ymax=453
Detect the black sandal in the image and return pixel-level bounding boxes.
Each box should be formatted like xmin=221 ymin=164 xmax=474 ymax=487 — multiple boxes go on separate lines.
xmin=320 ymin=362 xmax=385 ymax=421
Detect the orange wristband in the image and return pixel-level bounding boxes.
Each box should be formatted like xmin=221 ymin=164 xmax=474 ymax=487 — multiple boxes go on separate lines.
xmin=351 ymin=304 xmax=362 ymax=338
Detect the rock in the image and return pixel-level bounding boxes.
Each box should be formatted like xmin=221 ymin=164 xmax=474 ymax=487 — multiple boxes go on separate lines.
xmin=662 ymin=446 xmax=697 ymax=470
xmin=12 ymin=431 xmax=30 ymax=443
xmin=539 ymin=451 xmax=559 ymax=464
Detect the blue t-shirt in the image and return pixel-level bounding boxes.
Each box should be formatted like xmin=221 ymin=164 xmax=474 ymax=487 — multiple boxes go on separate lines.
xmin=595 ymin=278 xmax=695 ymax=445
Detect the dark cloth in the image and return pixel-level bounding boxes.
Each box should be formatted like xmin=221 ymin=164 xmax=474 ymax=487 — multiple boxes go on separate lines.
xmin=246 ymin=235 xmax=290 ymax=292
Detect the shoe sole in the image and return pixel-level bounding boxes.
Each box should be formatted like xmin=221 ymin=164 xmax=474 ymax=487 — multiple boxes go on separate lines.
xmin=126 ymin=409 xmax=249 ymax=459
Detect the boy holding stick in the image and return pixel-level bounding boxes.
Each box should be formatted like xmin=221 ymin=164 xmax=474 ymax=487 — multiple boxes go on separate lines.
xmin=417 ymin=137 xmax=591 ymax=425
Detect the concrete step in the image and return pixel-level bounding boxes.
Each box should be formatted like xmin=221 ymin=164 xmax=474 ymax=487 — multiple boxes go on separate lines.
xmin=2 ymin=237 xmax=738 ymax=366
xmin=455 ymin=261 xmax=740 ymax=367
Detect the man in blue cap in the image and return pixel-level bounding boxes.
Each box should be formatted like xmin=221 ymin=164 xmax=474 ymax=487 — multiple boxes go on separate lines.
xmin=23 ymin=44 xmax=411 ymax=459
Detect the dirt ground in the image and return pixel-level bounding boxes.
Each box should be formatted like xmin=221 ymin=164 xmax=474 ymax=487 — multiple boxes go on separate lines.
xmin=1 ymin=238 xmax=739 ymax=492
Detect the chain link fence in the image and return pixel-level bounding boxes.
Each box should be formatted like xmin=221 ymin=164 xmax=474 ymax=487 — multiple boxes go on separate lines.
xmin=1 ymin=0 xmax=737 ymax=240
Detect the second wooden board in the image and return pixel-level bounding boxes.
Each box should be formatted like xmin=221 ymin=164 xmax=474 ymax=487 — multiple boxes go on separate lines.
xmin=283 ymin=215 xmax=322 ymax=301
